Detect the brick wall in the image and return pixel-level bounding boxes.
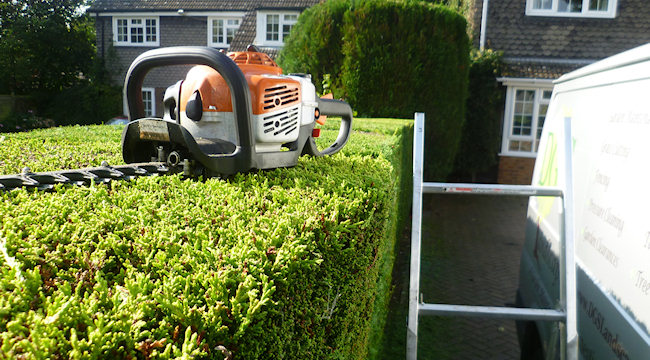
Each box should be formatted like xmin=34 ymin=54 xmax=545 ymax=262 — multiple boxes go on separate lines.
xmin=497 ymin=156 xmax=535 ymax=185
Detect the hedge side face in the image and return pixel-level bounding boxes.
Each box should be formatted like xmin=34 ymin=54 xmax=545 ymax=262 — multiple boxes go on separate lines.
xmin=0 ymin=120 xmax=410 ymax=359
xmin=342 ymin=0 xmax=469 ymax=180
xmin=453 ymin=49 xmax=504 ymax=181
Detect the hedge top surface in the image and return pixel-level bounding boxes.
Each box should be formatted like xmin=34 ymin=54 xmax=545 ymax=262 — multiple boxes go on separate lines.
xmin=0 ymin=119 xmax=411 ymax=175
xmin=0 ymin=118 xmax=411 ymax=359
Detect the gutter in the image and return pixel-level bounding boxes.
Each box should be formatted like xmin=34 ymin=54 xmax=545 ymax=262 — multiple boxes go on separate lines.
xmin=503 ymin=57 xmax=597 ymax=66
xmin=479 ymin=0 xmax=488 ymax=50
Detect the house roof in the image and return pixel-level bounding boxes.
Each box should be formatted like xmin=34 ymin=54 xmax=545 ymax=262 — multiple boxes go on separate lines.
xmin=484 ymin=0 xmax=650 ymax=80
xmin=88 ymin=0 xmax=318 ymax=12
xmin=501 ymin=58 xmax=590 ymax=80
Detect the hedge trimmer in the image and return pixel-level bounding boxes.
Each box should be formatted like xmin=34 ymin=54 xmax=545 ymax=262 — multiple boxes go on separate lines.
xmin=0 ymin=46 xmax=353 ymax=191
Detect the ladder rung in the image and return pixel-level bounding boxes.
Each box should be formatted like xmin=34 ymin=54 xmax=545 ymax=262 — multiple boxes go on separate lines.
xmin=419 ymin=303 xmax=566 ymax=321
xmin=422 ymin=182 xmax=563 ymax=197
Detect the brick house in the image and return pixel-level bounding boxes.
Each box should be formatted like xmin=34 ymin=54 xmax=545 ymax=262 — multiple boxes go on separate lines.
xmin=88 ymin=0 xmax=319 ymax=117
xmin=467 ymin=0 xmax=650 ymax=184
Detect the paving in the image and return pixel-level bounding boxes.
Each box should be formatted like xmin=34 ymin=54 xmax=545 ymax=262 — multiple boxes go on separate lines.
xmin=417 ymin=193 xmax=530 ymax=359
xmin=379 ymin=193 xmax=530 ymax=359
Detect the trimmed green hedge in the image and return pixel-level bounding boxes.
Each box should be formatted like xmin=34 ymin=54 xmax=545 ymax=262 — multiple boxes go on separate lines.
xmin=0 ymin=119 xmax=412 ymax=359
xmin=453 ymin=49 xmax=503 ymax=181
xmin=277 ymin=0 xmax=349 ymax=98
xmin=280 ymin=0 xmax=468 ymax=180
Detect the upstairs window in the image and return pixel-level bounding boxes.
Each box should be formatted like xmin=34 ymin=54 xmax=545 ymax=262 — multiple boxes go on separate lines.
xmin=208 ymin=17 xmax=242 ymax=48
xmin=526 ymin=0 xmax=617 ymax=18
xmin=113 ymin=17 xmax=159 ymax=46
xmin=256 ymin=11 xmax=299 ymax=47
xmin=266 ymin=14 xmax=280 ymax=41
xmin=281 ymin=14 xmax=298 ymax=40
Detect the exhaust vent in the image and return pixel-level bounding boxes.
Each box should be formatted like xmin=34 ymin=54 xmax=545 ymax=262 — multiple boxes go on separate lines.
xmin=263 ymin=85 xmax=299 ymax=111
xmin=263 ymin=106 xmax=300 ymax=136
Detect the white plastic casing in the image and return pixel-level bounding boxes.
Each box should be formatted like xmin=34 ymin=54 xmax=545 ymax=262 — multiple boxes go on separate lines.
xmin=288 ymin=75 xmax=318 ymax=126
xmin=176 ymin=74 xmax=319 ymax=153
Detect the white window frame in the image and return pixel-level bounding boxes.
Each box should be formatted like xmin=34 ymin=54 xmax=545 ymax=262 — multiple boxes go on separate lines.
xmin=255 ymin=11 xmax=300 ymax=47
xmin=142 ymin=88 xmax=156 ymax=117
xmin=207 ymin=13 xmax=244 ymax=48
xmin=526 ymin=0 xmax=617 ymax=18
xmin=499 ymin=78 xmax=554 ymax=158
xmin=112 ymin=16 xmax=160 ymax=47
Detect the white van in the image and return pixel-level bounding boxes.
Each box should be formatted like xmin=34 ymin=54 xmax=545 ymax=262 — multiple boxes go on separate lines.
xmin=516 ymin=44 xmax=650 ymax=359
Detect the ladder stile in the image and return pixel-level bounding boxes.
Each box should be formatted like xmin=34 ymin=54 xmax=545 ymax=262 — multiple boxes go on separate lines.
xmin=407 ymin=113 xmax=426 ymax=360
xmin=562 ymin=117 xmax=579 ymax=360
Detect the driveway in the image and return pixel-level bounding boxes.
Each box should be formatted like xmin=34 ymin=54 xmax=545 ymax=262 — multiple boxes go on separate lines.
xmin=380 ymin=193 xmax=529 ymax=359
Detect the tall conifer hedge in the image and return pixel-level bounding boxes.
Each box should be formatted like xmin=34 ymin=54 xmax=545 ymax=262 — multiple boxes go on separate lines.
xmin=280 ymin=0 xmax=469 ymax=179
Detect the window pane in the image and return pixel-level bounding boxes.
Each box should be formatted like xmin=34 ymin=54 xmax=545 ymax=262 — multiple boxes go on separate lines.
xmin=559 ymin=0 xmax=582 ymax=12
xmin=524 ymin=90 xmax=535 ymax=102
xmin=226 ymin=27 xmax=236 ymax=44
xmin=509 ymin=140 xmax=533 ymax=152
xmin=213 ymin=19 xmax=224 ymax=43
xmin=117 ymin=19 xmax=128 ymax=42
xmin=227 ymin=19 xmax=239 ymax=26
xmin=146 ymin=19 xmax=156 ymax=42
xmin=142 ymin=90 xmax=153 ymax=117
xmin=282 ymin=24 xmax=293 ymax=41
xmin=542 ymin=90 xmax=552 ymax=99
xmin=512 ymin=89 xmax=535 ymax=137
xmin=131 ymin=27 xmax=143 ymax=43
xmin=515 ymin=102 xmax=523 ymax=114
xmin=523 ymin=102 xmax=534 ymax=114
xmin=589 ymin=0 xmax=608 ymax=10
xmin=131 ymin=19 xmax=142 ymax=25
xmin=515 ymin=90 xmax=526 ymax=101
xmin=509 ymin=140 xmax=521 ymax=152
xmin=533 ymin=0 xmax=552 ymax=9
xmin=522 ymin=116 xmax=532 ymax=135
xmin=266 ymin=14 xmax=279 ymax=41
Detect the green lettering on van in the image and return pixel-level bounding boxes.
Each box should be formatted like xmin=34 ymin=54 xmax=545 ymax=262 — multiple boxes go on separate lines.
xmin=538 ymin=132 xmax=558 ymax=187
xmin=538 ymin=132 xmax=558 ymax=219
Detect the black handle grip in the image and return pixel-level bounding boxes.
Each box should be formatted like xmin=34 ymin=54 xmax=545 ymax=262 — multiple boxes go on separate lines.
xmin=123 ymin=46 xmax=254 ymax=148
xmin=304 ymin=98 xmax=353 ymax=157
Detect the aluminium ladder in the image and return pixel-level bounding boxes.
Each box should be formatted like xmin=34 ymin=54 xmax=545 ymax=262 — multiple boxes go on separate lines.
xmin=406 ymin=113 xmax=578 ymax=360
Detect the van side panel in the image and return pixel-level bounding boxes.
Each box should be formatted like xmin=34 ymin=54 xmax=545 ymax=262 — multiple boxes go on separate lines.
xmin=520 ymin=53 xmax=650 ymax=359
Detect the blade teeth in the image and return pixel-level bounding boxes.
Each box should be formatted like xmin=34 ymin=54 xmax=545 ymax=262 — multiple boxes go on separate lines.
xmin=0 ymin=161 xmax=175 ymax=191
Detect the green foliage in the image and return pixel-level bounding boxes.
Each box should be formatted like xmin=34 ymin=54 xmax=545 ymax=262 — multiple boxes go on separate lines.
xmin=342 ymin=0 xmax=469 ymax=180
xmin=0 ymin=111 xmax=55 ymax=133
xmin=0 ymin=125 xmax=124 ymax=174
xmin=423 ymin=0 xmax=471 ymax=17
xmin=40 ymin=81 xmax=123 ymax=127
xmin=0 ymin=0 xmax=95 ymax=95
xmin=277 ymin=0 xmax=350 ymax=97
xmin=280 ymin=0 xmax=469 ymax=180
xmin=0 ymin=119 xmax=412 ymax=359
xmin=0 ymin=1 xmax=122 ymax=128
xmin=454 ymin=49 xmax=503 ymax=181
